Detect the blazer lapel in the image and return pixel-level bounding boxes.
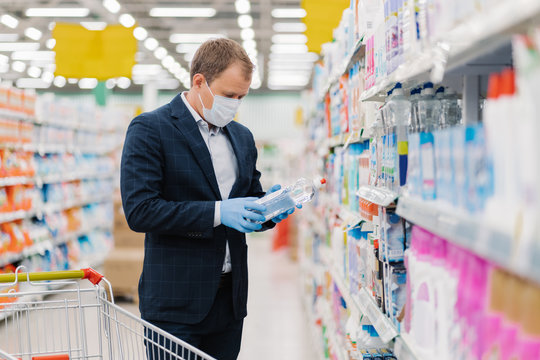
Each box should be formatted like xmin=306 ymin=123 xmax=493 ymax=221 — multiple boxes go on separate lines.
xmin=169 ymin=94 xmax=221 ymax=200
xmin=223 ymin=124 xmax=247 ymax=198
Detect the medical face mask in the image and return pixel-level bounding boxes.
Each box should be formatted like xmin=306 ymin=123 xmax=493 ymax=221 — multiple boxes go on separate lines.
xmin=198 ymin=81 xmax=241 ymax=127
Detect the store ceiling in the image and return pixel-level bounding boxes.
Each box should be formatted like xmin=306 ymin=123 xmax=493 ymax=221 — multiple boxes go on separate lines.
xmin=0 ymin=0 xmax=318 ymax=92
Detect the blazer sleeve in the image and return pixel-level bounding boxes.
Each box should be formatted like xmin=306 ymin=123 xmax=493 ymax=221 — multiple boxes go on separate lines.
xmin=120 ymin=114 xmax=215 ymax=238
xmin=245 ymin=132 xmax=276 ymax=232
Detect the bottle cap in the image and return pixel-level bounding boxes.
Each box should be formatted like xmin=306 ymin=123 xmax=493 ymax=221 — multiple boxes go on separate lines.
xmin=320 ymin=178 xmax=327 ymax=184
xmin=501 ymin=68 xmax=516 ymax=96
xmin=436 ymin=86 xmax=445 ymax=94
xmin=487 ymin=72 xmax=501 ymax=99
xmin=423 ymin=82 xmax=434 ymax=89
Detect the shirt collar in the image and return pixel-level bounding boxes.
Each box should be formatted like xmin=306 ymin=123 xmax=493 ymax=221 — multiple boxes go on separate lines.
xmin=181 ymin=91 xmax=220 ymax=135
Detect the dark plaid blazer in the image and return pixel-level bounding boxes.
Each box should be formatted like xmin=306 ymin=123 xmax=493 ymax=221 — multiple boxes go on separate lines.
xmin=120 ymin=93 xmax=272 ymax=324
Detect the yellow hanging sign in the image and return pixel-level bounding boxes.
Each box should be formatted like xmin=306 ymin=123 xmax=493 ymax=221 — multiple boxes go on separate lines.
xmin=302 ymin=0 xmax=350 ymax=53
xmin=53 ymin=23 xmax=137 ymax=80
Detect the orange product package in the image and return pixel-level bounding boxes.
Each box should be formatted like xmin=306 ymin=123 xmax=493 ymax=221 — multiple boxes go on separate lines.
xmin=6 ymin=185 xmax=24 ymax=211
xmin=0 ymin=227 xmax=9 ymax=255
xmin=0 ymin=265 xmax=19 ymax=308
xmin=22 ymin=90 xmax=36 ymax=116
xmin=19 ymin=122 xmax=34 ymax=144
xmin=8 ymin=87 xmax=23 ymax=113
xmin=21 ymin=185 xmax=33 ymax=211
xmin=1 ymin=149 xmax=21 ymax=177
xmin=0 ymin=86 xmax=9 ymax=109
xmin=2 ymin=222 xmax=25 ymax=253
xmin=19 ymin=152 xmax=36 ymax=177
xmin=0 ymin=187 xmax=9 ymax=213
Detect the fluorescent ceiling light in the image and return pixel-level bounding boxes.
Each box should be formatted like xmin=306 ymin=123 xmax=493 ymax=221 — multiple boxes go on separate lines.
xmin=170 ymin=62 xmax=181 ymax=73
xmin=53 ymin=76 xmax=67 ymax=88
xmin=169 ymin=33 xmax=224 ymax=43
xmin=272 ymin=34 xmax=308 ymax=44
xmin=0 ymin=34 xmax=18 ymax=42
xmin=53 ymin=76 xmax=66 ymax=87
xmin=81 ymin=22 xmax=107 ymax=31
xmin=0 ymin=15 xmax=19 ymax=29
xmin=251 ymin=77 xmax=261 ymax=89
xmin=270 ymin=44 xmax=308 ymax=54
xmin=235 ymin=0 xmax=251 ymax=14
xmin=271 ymin=8 xmax=307 ymax=18
xmin=46 ymin=39 xmax=56 ymax=49
xmin=41 ymin=71 xmax=54 ymax=83
xmin=119 ymin=14 xmax=136 ymax=28
xmin=26 ymin=8 xmax=90 ymax=17
xmin=273 ymin=22 xmax=307 ymax=32
xmin=16 ymin=78 xmax=50 ymax=89
xmin=176 ymin=43 xmax=200 ymax=54
xmin=103 ymin=0 xmax=121 ymax=14
xmin=133 ymin=27 xmax=148 ymax=41
xmin=117 ymin=77 xmax=131 ymax=89
xmin=150 ymin=8 xmax=216 ymax=17
xmin=11 ymin=51 xmax=54 ymax=61
xmin=24 ymin=27 xmax=42 ymax=41
xmin=0 ymin=54 xmax=8 ymax=63
xmin=184 ymin=53 xmax=194 ymax=62
xmin=162 ymin=55 xmax=175 ymax=68
xmin=132 ymin=64 xmax=162 ymax=75
xmin=269 ymin=52 xmax=318 ymax=61
xmin=241 ymin=28 xmax=255 ymax=41
xmin=0 ymin=63 xmax=9 ymax=73
xmin=27 ymin=66 xmax=42 ymax=78
xmin=105 ymin=78 xmax=116 ymax=89
xmin=157 ymin=79 xmax=180 ymax=90
xmin=11 ymin=61 xmax=26 ymax=72
xmin=68 ymin=78 xmax=78 ymax=84
xmin=238 ymin=15 xmax=253 ymax=29
xmin=48 ymin=22 xmax=56 ymax=31
xmin=242 ymin=40 xmax=256 ymax=51
xmin=144 ymin=37 xmax=159 ymax=51
xmin=79 ymin=78 xmax=98 ymax=89
xmin=154 ymin=47 xmax=167 ymax=60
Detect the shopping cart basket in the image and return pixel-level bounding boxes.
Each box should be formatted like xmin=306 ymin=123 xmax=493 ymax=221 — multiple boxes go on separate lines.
xmin=0 ymin=266 xmax=216 ymax=360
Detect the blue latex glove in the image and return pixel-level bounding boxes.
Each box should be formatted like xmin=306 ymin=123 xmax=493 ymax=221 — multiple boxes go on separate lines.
xmin=267 ymin=184 xmax=303 ymax=224
xmin=221 ymin=197 xmax=267 ymax=233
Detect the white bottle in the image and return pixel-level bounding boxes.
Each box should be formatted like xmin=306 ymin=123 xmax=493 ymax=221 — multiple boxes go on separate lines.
xmin=253 ymin=177 xmax=326 ymax=223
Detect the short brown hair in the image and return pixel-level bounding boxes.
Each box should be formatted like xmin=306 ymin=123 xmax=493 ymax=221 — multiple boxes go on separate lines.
xmin=190 ymin=38 xmax=254 ymax=85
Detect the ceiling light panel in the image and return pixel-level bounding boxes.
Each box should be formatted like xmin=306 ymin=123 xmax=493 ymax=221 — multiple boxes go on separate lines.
xmin=0 ymin=42 xmax=40 ymax=52
xmin=273 ymin=22 xmax=307 ymax=32
xmin=272 ymin=34 xmax=308 ymax=44
xmin=11 ymin=51 xmax=55 ymax=61
xmin=235 ymin=0 xmax=251 ymax=14
xmin=0 ymin=34 xmax=18 ymax=42
xmin=176 ymin=43 xmax=201 ymax=54
xmin=270 ymin=44 xmax=308 ymax=54
xmin=271 ymin=8 xmax=307 ymax=18
xmin=103 ymin=0 xmax=121 ymax=14
xmin=241 ymin=28 xmax=255 ymax=41
xmin=26 ymin=8 xmax=91 ymax=17
xmin=81 ymin=22 xmax=107 ymax=31
xmin=24 ymin=27 xmax=42 ymax=41
xmin=149 ymin=8 xmax=217 ymax=17
xmin=16 ymin=78 xmax=50 ymax=89
xmin=0 ymin=15 xmax=19 ymax=29
xmin=237 ymin=15 xmax=253 ymax=29
xmin=133 ymin=27 xmax=148 ymax=41
xmin=119 ymin=14 xmax=136 ymax=28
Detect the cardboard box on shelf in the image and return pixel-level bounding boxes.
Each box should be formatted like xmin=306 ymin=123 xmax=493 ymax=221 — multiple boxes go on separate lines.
xmin=104 ymin=247 xmax=144 ymax=300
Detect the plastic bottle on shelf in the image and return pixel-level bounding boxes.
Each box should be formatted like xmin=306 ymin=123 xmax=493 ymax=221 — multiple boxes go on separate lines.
xmin=440 ymin=88 xmax=462 ymax=128
xmin=251 ymin=177 xmax=326 ymax=224
xmin=417 ymin=82 xmax=440 ymax=200
xmin=387 ymin=83 xmax=411 ymax=188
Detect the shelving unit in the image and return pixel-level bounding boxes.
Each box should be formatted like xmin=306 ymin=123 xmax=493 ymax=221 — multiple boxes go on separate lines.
xmin=396 ymin=196 xmax=540 ymax=285
xmin=360 ymin=0 xmax=540 ymax=102
xmin=301 ymin=1 xmax=540 ymax=358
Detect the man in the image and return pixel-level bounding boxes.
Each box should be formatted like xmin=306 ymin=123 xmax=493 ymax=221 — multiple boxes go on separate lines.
xmin=120 ymin=38 xmax=295 ymax=360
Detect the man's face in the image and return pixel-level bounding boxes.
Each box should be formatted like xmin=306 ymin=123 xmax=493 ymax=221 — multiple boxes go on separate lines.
xmin=199 ymin=62 xmax=251 ymax=110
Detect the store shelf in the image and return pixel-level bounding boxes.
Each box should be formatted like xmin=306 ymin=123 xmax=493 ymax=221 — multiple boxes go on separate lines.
xmin=320 ymin=300 xmax=349 ymax=360
xmin=396 ymin=196 xmax=540 ymax=285
xmin=0 ymin=193 xmax=113 ymax=225
xmin=0 ymin=176 xmax=34 ymax=187
xmin=0 ymin=108 xmax=32 ymax=121
xmin=357 ymin=186 xmax=398 ymax=207
xmin=0 ymin=224 xmax=112 ymax=268
xmin=318 ymin=38 xmax=366 ymax=102
xmin=35 ymin=171 xmax=115 ymax=186
xmin=361 ymin=0 xmax=540 ymax=101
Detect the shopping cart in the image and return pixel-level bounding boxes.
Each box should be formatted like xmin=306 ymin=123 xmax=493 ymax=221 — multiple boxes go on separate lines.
xmin=0 ymin=266 xmax=216 ymax=360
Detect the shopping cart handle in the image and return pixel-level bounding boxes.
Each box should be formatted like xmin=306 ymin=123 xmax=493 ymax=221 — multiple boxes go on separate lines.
xmin=0 ymin=268 xmax=104 ymax=285
xmin=82 ymin=268 xmax=104 ymax=285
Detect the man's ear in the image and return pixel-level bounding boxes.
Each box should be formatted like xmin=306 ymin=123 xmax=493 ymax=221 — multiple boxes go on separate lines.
xmin=192 ymin=74 xmax=205 ymax=89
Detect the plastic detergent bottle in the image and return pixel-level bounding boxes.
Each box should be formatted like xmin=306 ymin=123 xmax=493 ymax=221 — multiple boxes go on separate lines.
xmin=252 ymin=177 xmax=326 ymax=223
xmin=417 ymin=82 xmax=440 ymax=200
xmin=387 ymin=83 xmax=410 ymax=188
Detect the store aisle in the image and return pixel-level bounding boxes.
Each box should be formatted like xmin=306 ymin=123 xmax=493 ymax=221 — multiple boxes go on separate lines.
xmin=238 ymin=231 xmax=317 ymax=360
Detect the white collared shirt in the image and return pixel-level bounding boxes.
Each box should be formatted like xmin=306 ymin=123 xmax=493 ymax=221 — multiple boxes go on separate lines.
xmin=181 ymin=92 xmax=237 ymax=273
